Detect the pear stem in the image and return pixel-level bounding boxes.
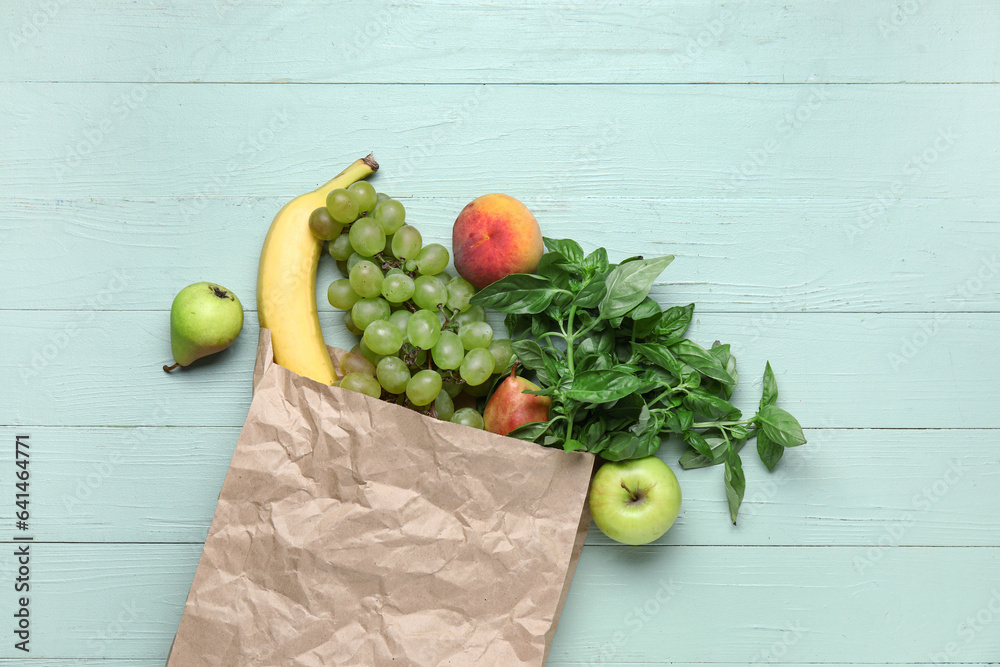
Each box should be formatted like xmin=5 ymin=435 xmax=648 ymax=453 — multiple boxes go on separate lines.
xmin=162 ymin=363 xmax=180 ymax=372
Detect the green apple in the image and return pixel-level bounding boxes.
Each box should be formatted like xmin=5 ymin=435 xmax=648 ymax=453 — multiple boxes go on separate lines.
xmin=588 ymin=456 xmax=682 ymax=545
xmin=163 ymin=282 xmax=244 ymax=371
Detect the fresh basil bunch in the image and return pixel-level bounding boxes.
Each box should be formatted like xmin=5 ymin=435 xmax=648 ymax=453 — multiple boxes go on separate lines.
xmin=470 ymin=237 xmax=806 ymax=523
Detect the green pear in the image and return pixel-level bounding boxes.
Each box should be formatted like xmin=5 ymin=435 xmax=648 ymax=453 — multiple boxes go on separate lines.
xmin=163 ymin=282 xmax=244 ymax=371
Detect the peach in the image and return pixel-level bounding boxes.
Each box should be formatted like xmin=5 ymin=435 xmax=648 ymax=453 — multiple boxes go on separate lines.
xmin=452 ymin=193 xmax=544 ymax=289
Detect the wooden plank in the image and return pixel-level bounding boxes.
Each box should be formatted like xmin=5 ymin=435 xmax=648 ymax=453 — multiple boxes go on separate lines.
xmin=3 ymin=196 xmax=998 ymax=313
xmin=2 ymin=309 xmax=997 ymax=429
xmin=0 ymin=543 xmax=994 ymax=662
xmin=1 ymin=1 xmax=997 ymax=83
xmin=1 ymin=426 xmax=995 ymax=548
xmin=0 ymin=83 xmax=992 ymax=200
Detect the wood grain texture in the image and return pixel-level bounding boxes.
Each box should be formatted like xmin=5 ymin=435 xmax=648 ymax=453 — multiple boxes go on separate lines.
xmin=1 ymin=1 xmax=998 ymax=84
xmin=0 ymin=544 xmax=995 ymax=663
xmin=0 ymin=83 xmax=993 ymax=199
xmin=3 ymin=196 xmax=998 ymax=313
xmin=2 ymin=426 xmax=996 ymax=548
xmin=2 ymin=0 xmax=998 ymax=663
xmin=3 ymin=309 xmax=997 ymax=429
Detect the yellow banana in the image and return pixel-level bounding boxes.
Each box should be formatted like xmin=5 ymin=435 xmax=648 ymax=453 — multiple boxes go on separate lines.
xmin=257 ymin=154 xmax=378 ymax=384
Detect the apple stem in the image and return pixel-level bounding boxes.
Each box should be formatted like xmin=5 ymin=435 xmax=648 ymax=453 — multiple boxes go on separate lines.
xmin=162 ymin=363 xmax=180 ymax=372
xmin=621 ymin=481 xmax=640 ymax=502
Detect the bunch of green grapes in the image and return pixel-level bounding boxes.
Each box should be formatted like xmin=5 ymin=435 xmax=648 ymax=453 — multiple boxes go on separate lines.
xmin=309 ymin=183 xmax=514 ymax=428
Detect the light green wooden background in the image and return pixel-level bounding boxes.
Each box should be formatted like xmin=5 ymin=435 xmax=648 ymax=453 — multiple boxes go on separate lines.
xmin=2 ymin=1 xmax=999 ymax=665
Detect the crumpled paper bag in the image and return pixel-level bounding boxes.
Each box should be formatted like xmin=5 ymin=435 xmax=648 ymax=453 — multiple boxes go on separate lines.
xmin=166 ymin=329 xmax=595 ymax=666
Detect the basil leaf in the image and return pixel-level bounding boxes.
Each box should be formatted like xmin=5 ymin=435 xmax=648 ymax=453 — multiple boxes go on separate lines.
xmin=508 ymin=419 xmax=555 ymax=442
xmin=683 ymin=430 xmax=715 ymax=459
xmin=627 ymin=296 xmax=661 ymax=322
xmin=563 ymin=438 xmax=585 ymax=452
xmin=760 ymin=361 xmax=778 ymax=410
xmin=671 ymin=338 xmax=736 ymax=386
xmin=543 ymin=237 xmax=585 ymax=263
xmin=632 ymin=342 xmax=697 ymax=383
xmin=683 ymin=388 xmax=741 ymax=421
xmin=581 ymin=246 xmax=610 ymax=274
xmin=566 ymin=369 xmax=642 ymax=403
xmin=652 ymin=303 xmax=695 ymax=342
xmin=756 ymin=405 xmax=807 ymax=447
xmin=575 ymin=276 xmax=607 ymax=308
xmin=565 ymin=369 xmax=644 ymax=403
xmin=471 ymin=274 xmax=560 ymax=314
xmin=756 ymin=431 xmax=784 ymax=471
xmin=511 ymin=339 xmax=546 ymax=373
xmin=710 ymin=342 xmax=739 ymax=399
xmin=598 ymin=255 xmax=674 ymax=320
xmin=679 ymin=437 xmax=745 ymax=470
xmin=724 ymin=445 xmax=746 ymax=524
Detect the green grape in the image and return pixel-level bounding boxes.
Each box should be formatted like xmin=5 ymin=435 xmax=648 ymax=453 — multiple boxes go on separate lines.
xmin=344 ymin=311 xmax=363 ymax=335
xmin=406 ymin=369 xmax=443 ymax=406
xmin=433 ymin=390 xmax=455 ymax=422
xmin=339 ymin=351 xmax=376 ymax=377
xmin=438 ymin=270 xmax=454 ymax=282
xmin=329 ymin=233 xmax=353 ymax=261
xmin=358 ymin=338 xmax=386 ymax=366
xmin=349 ymin=260 xmax=384 ymax=299
xmin=412 ymin=275 xmax=447 ymax=310
xmin=446 ymin=277 xmax=475 ymax=313
xmin=376 ymin=355 xmax=411 ymax=394
xmin=326 ymin=188 xmax=360 ymax=224
xmin=351 ymin=297 xmax=391 ymax=330
xmin=388 ymin=309 xmax=412 ymax=339
xmin=309 ymin=207 xmax=343 ymax=241
xmin=431 ymin=331 xmax=464 ymax=370
xmin=373 ymin=199 xmax=406 ymax=235
xmin=363 ymin=319 xmax=404 ymax=356
xmin=340 ymin=372 xmax=381 ymax=399
xmin=346 ymin=252 xmax=366 ymax=273
xmin=451 ymin=407 xmax=485 ymax=429
xmin=336 ymin=259 xmax=349 ymax=276
xmin=463 ymin=378 xmax=494 ymax=397
xmin=416 ymin=243 xmax=449 ymax=276
xmin=441 ymin=380 xmax=462 ymax=399
xmin=488 ymin=339 xmax=514 ymax=372
xmin=391 ymin=225 xmax=422 ymax=260
xmin=385 ymin=266 xmax=404 ymax=277
xmin=376 ymin=192 xmax=391 ymax=205
xmin=381 ymin=272 xmax=415 ymax=303
xmin=403 ymin=259 xmax=419 ymax=273
xmin=458 ymin=321 xmax=494 ymax=350
xmin=454 ymin=305 xmax=486 ymax=327
xmin=459 ymin=348 xmax=495 ymax=385
xmin=407 ymin=309 xmax=442 ymax=350
xmin=327 ymin=279 xmax=361 ymax=310
xmin=349 ymin=217 xmax=386 ymax=257
xmin=348 ymin=181 xmax=378 ymax=215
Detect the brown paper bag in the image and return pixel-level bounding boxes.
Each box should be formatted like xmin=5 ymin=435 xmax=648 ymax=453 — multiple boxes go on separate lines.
xmin=167 ymin=329 xmax=595 ymax=666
